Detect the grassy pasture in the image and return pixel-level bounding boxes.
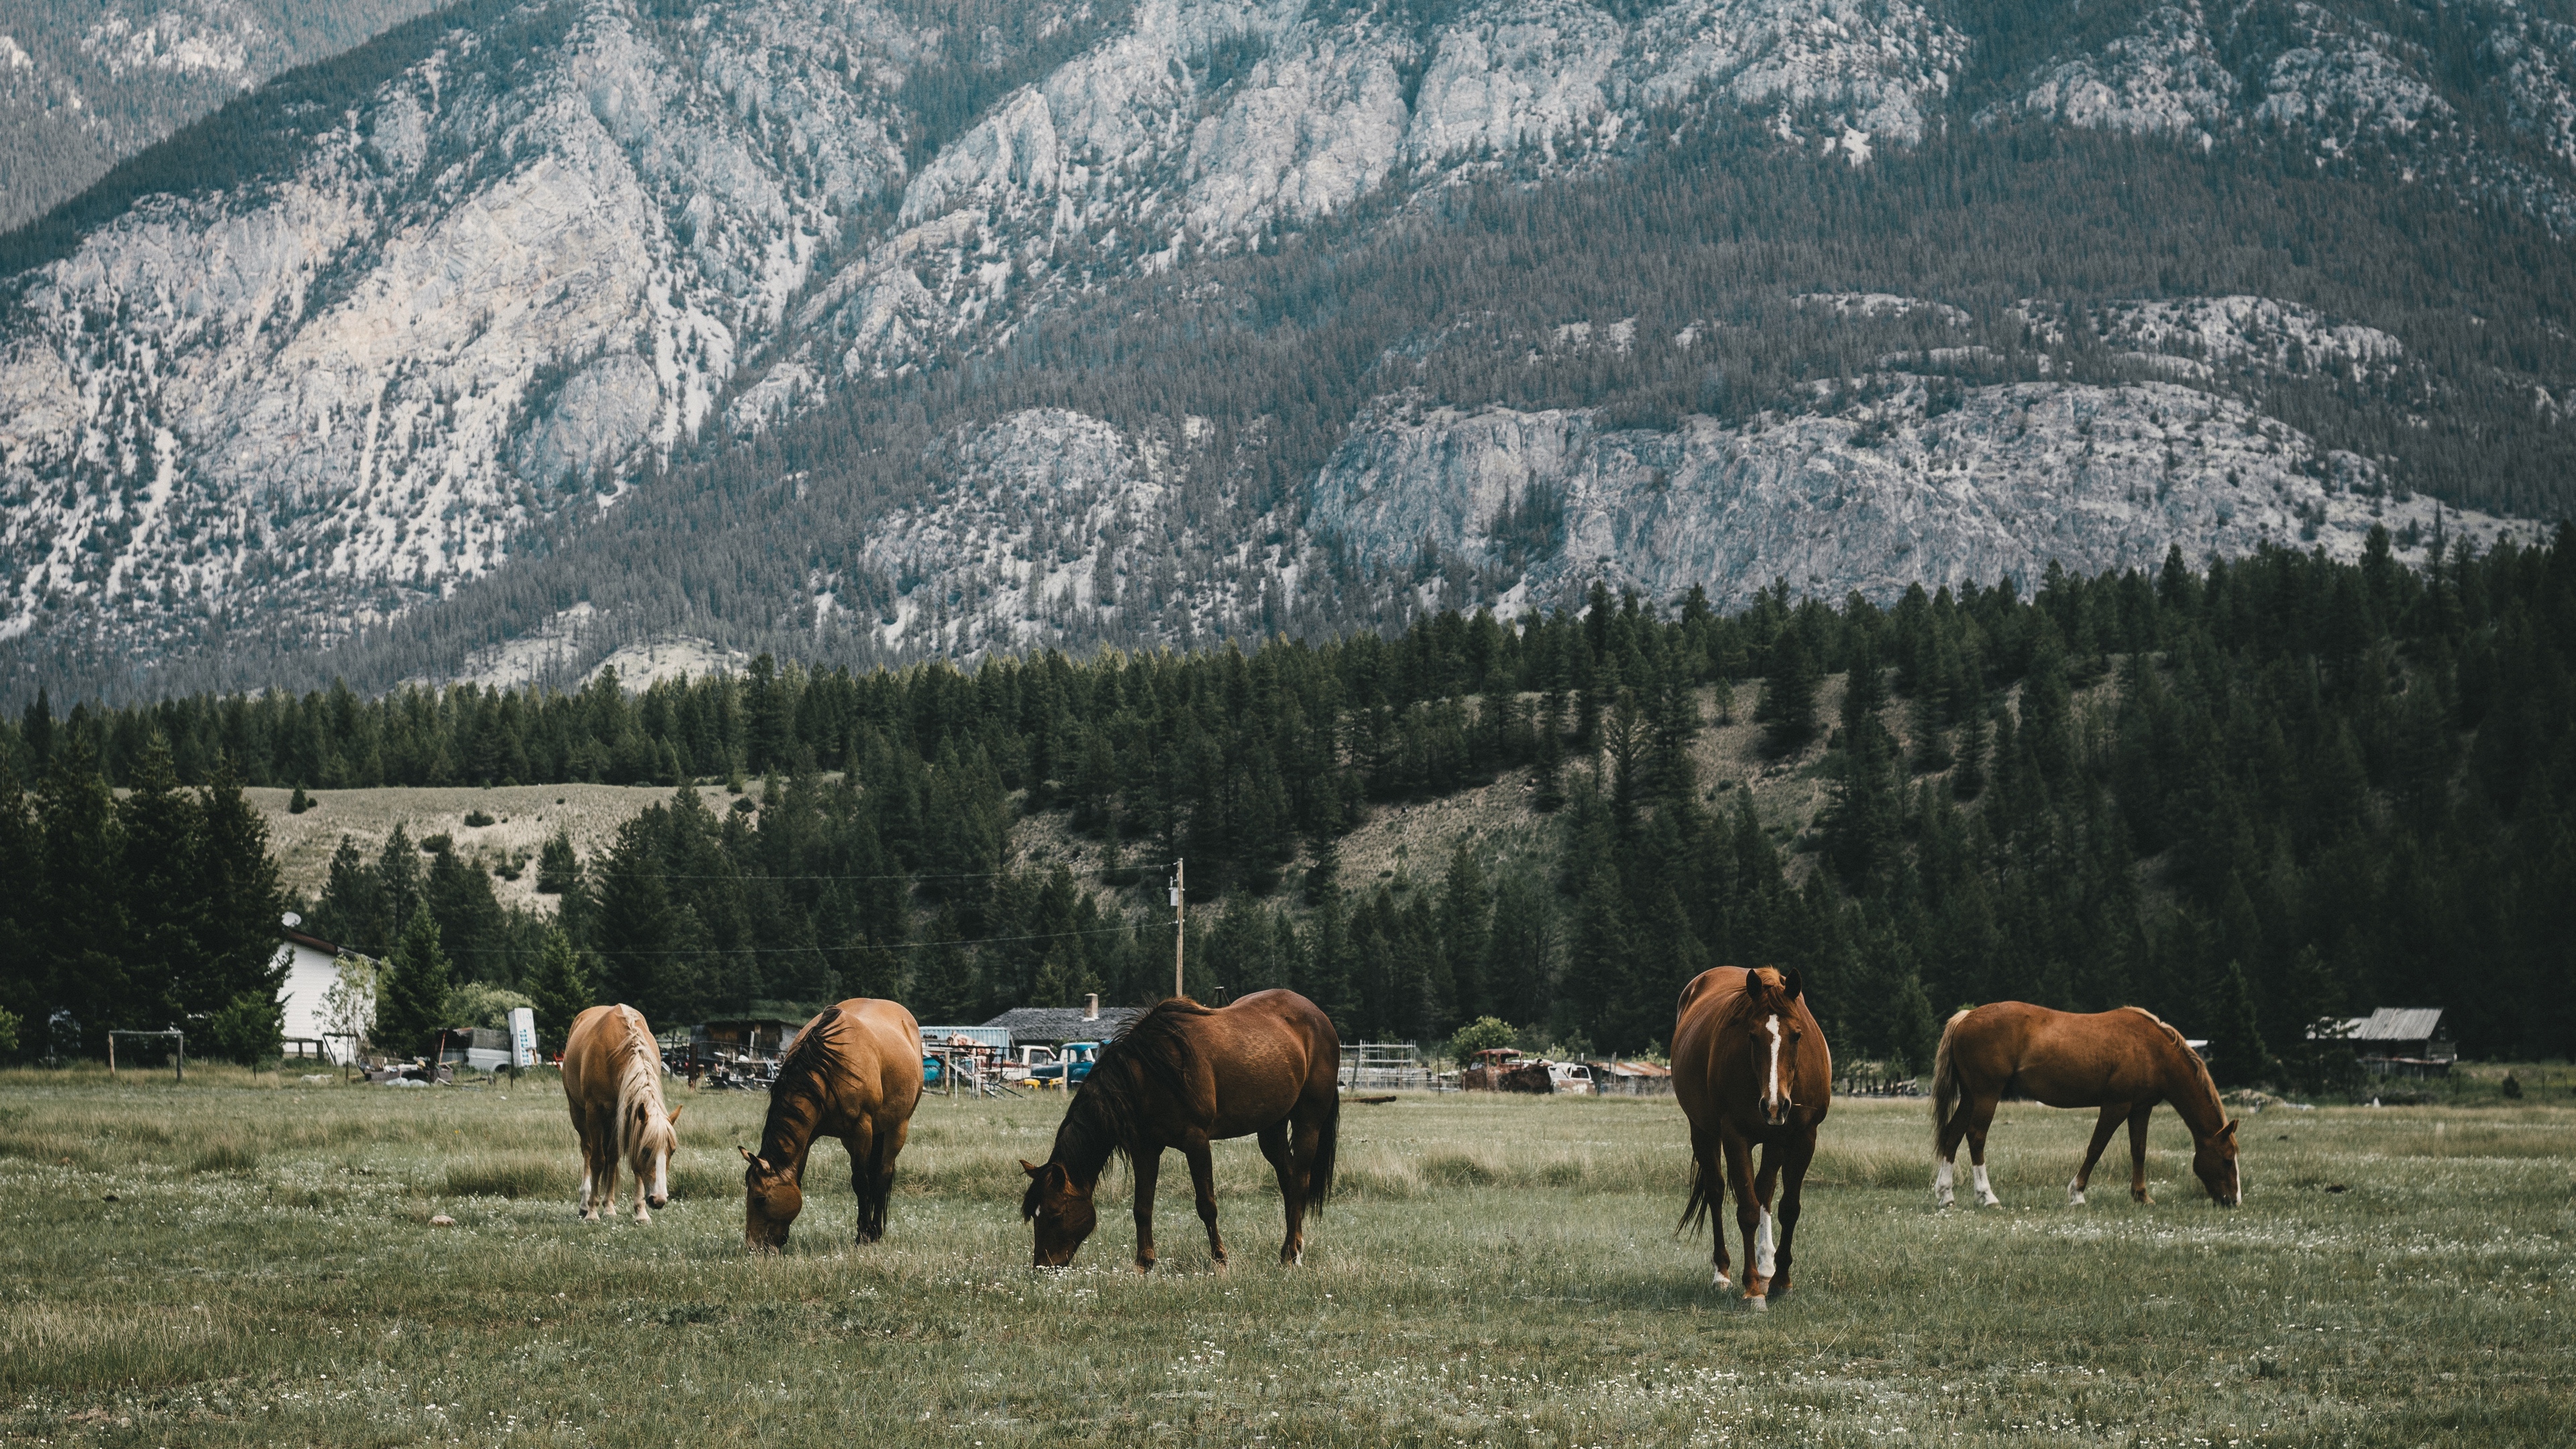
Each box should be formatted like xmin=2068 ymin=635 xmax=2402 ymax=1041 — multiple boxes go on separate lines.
xmin=0 ymin=1071 xmax=2568 ymax=1447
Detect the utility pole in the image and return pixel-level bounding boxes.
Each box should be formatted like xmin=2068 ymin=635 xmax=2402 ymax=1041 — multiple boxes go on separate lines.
xmin=1171 ymin=859 xmax=1186 ymax=1000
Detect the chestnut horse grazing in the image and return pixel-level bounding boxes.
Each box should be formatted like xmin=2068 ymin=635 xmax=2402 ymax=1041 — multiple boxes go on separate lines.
xmin=561 ymin=1004 xmax=684 ymax=1222
xmin=1931 ymin=1003 xmax=2241 ymax=1209
xmin=1673 ymin=966 xmax=1831 ymax=1309
xmin=1022 ymin=991 xmax=1339 ymax=1271
xmin=739 ymin=998 xmax=924 ymax=1252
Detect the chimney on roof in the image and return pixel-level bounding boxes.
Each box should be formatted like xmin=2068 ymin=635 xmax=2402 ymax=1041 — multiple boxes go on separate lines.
xmin=1084 ymin=993 xmax=1099 ymax=1022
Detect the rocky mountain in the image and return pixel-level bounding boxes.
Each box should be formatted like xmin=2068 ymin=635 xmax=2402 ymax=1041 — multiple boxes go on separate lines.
xmin=0 ymin=0 xmax=449 ymax=231
xmin=2 ymin=0 xmax=2571 ymax=700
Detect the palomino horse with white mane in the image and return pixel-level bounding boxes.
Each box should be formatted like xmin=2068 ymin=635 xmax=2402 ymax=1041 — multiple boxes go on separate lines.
xmin=560 ymin=1004 xmax=685 ymax=1222
xmin=1673 ymin=965 xmax=1831 ymax=1309
xmin=740 ymin=998 xmax=923 ymax=1252
xmin=1930 ymin=1003 xmax=2241 ymax=1209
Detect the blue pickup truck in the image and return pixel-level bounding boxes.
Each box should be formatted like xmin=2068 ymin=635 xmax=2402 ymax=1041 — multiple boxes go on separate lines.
xmin=1025 ymin=1041 xmax=1102 ymax=1085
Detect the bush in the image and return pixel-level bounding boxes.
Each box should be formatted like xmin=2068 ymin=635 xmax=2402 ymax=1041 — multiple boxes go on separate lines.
xmin=445 ymin=982 xmax=535 ymax=1031
xmin=1446 ymin=1016 xmax=1517 ymax=1064
xmin=205 ymin=990 xmax=284 ymax=1067
xmin=0 ymin=1004 xmax=19 ymax=1056
xmin=463 ymin=810 xmax=496 ymax=828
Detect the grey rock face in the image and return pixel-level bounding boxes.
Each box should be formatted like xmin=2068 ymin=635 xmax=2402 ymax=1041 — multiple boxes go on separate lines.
xmin=1310 ymin=379 xmax=2532 ymax=614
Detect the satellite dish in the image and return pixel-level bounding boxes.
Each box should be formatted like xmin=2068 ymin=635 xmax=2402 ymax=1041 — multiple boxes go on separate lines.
xmin=281 ymin=912 xmax=303 ymax=929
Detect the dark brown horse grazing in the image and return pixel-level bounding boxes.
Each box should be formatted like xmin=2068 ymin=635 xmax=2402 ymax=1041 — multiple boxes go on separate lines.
xmin=1021 ymin=991 xmax=1340 ymax=1271
xmin=1931 ymin=1003 xmax=2241 ymax=1209
xmin=739 ymin=998 xmax=924 ymax=1252
xmin=1673 ymin=965 xmax=1832 ymax=1309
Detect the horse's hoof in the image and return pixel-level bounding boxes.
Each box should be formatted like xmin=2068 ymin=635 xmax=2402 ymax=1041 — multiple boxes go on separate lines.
xmin=1712 ymin=1270 xmax=1731 ymax=1291
xmin=1746 ymin=1295 xmax=1768 ymax=1312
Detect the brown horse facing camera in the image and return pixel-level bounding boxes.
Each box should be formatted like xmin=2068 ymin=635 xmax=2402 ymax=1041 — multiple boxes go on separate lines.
xmin=1672 ymin=966 xmax=1832 ymax=1309
xmin=739 ymin=998 xmax=924 ymax=1252
xmin=1021 ymin=991 xmax=1340 ymax=1271
xmin=560 ymin=1004 xmax=684 ymax=1222
xmin=1930 ymin=1003 xmax=2241 ymax=1209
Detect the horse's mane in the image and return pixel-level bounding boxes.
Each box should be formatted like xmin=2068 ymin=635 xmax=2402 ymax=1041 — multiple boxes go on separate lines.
xmin=1067 ymin=998 xmax=1214 ymax=1166
xmin=612 ymin=1005 xmax=672 ymax=1157
xmin=2120 ymin=1006 xmax=2224 ymax=1110
xmin=757 ymin=1007 xmax=843 ymax=1159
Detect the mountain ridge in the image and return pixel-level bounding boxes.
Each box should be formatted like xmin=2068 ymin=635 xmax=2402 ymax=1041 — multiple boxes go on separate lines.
xmin=3 ymin=0 xmax=2572 ymax=702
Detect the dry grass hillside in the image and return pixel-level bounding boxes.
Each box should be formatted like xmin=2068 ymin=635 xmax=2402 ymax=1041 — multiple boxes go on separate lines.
xmin=250 ymin=665 xmax=2087 ymax=916
xmin=249 ymin=782 xmax=759 ymax=914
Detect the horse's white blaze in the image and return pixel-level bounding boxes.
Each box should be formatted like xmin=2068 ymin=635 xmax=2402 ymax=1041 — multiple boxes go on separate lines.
xmin=653 ymin=1150 xmax=669 ymax=1204
xmin=1764 ymin=1014 xmax=1784 ymax=1115
xmin=1972 ymin=1164 xmax=1998 ymax=1205
xmin=1754 ymin=1210 xmax=1776 ymax=1277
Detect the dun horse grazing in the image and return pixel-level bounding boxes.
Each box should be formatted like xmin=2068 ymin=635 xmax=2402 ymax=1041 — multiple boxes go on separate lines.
xmin=1673 ymin=966 xmax=1831 ymax=1309
xmin=739 ymin=998 xmax=924 ymax=1252
xmin=1930 ymin=1003 xmax=2241 ymax=1209
xmin=1022 ymin=991 xmax=1340 ymax=1271
xmin=560 ymin=1004 xmax=684 ymax=1222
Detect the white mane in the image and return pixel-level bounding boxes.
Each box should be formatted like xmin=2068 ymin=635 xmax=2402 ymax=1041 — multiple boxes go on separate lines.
xmin=612 ymin=1006 xmax=674 ymax=1163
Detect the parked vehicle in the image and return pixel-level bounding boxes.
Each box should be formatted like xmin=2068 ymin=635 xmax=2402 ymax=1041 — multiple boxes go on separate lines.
xmin=1027 ymin=1041 xmax=1101 ymax=1085
xmin=1548 ymin=1060 xmax=1595 ymax=1095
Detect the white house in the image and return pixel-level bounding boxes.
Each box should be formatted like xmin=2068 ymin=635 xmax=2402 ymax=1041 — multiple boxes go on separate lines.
xmin=271 ymin=930 xmax=362 ymax=1064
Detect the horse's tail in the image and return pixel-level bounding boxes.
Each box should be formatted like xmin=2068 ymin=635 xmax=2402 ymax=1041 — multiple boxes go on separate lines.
xmin=1306 ymin=1086 xmax=1340 ymax=1216
xmin=1677 ymin=1146 xmax=1720 ymax=1237
xmin=1931 ymin=1008 xmax=1973 ymax=1152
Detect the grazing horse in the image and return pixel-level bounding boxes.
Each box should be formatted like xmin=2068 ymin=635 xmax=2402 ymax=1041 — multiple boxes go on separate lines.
xmin=1931 ymin=1003 xmax=2241 ymax=1209
xmin=739 ymin=998 xmax=924 ymax=1252
xmin=560 ymin=1004 xmax=684 ymax=1222
xmin=1022 ymin=991 xmax=1340 ymax=1271
xmin=1673 ymin=966 xmax=1831 ymax=1309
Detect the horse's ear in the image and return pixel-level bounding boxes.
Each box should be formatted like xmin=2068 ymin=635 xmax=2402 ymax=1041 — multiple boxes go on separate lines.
xmin=668 ymin=1104 xmax=684 ymax=1120
xmin=1020 ymin=1159 xmax=1044 ymax=1177
xmin=2219 ymin=1120 xmax=2239 ymax=1140
xmin=738 ymin=1146 xmax=756 ymax=1164
xmin=1780 ymin=968 xmax=1804 ymax=1002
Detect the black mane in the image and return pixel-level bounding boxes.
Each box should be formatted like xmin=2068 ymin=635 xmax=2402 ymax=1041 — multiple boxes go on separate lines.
xmin=1058 ymin=998 xmax=1214 ymax=1171
xmin=755 ymin=1007 xmax=842 ymax=1165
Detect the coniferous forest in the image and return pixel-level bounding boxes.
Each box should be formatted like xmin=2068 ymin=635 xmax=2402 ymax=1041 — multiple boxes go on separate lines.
xmin=2 ymin=528 xmax=2571 ymax=1081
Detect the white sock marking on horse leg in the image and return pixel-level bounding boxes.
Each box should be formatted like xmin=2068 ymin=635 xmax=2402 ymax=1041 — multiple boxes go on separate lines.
xmin=654 ymin=1150 xmax=669 ymax=1205
xmin=2068 ymin=1176 xmax=2086 ymax=1206
xmin=1712 ymin=1265 xmax=1731 ymax=1289
xmin=1755 ymin=1210 xmax=1776 ymax=1279
xmin=1973 ymin=1163 xmax=1998 ymax=1207
xmin=579 ymin=1171 xmax=593 ymax=1215
xmin=1934 ymin=1159 xmax=1954 ymax=1207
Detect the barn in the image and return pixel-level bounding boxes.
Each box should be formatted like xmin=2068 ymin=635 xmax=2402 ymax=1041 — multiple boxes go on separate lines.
xmin=2316 ymin=1008 xmax=2456 ymax=1077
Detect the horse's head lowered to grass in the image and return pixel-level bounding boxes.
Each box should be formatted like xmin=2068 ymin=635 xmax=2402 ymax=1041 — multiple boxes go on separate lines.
xmin=740 ymin=1146 xmax=804 ymax=1252
xmin=2191 ymin=1118 xmax=2241 ymax=1207
xmin=1020 ymin=1158 xmax=1101 ymax=1266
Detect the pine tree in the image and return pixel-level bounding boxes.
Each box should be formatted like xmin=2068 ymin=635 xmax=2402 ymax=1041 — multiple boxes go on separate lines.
xmin=36 ymin=736 xmax=127 ymax=1052
xmin=535 ymin=828 xmax=580 ymax=894
xmin=117 ymin=737 xmax=204 ymax=1024
xmin=377 ymin=904 xmax=453 ymax=1057
xmin=191 ymin=756 xmax=288 ymax=1024
xmin=1758 ymin=627 xmax=1821 ymax=757
xmin=1437 ymin=841 xmax=1491 ymax=1023
xmin=2199 ymin=958 xmax=2271 ymax=1088
xmin=311 ymin=835 xmax=382 ymax=951
xmin=525 ymin=926 xmax=592 ymax=1054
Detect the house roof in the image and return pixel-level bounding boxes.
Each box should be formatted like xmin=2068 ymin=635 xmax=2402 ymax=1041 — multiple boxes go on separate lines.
xmin=979 ymin=1005 xmax=1146 ymax=1044
xmin=281 ymin=930 xmax=342 ymax=956
xmin=2332 ymin=1008 xmax=2445 ymax=1042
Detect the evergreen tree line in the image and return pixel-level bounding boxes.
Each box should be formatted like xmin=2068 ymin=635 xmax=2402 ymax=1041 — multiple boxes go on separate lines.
xmin=4 ymin=527 xmax=2572 ymax=1082
xmin=0 ymin=740 xmax=290 ymax=1063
